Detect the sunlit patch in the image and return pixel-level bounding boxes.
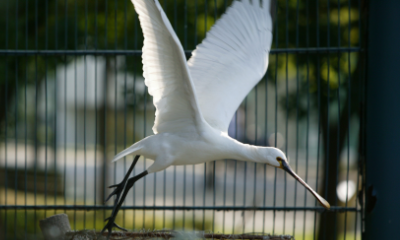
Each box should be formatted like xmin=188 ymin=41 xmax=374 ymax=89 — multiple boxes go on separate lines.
xmin=336 ymin=180 xmax=356 ymax=202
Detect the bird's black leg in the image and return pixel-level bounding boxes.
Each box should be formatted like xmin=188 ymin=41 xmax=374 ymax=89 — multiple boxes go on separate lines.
xmin=102 ymin=170 xmax=148 ymax=239
xmin=104 ymin=155 xmax=140 ymax=204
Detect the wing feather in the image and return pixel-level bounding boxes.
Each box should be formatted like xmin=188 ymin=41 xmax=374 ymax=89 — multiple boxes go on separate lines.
xmin=188 ymin=0 xmax=273 ymax=132
xmin=132 ymin=0 xmax=206 ymax=134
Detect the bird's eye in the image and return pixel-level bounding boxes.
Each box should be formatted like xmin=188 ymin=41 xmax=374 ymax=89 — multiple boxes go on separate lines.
xmin=276 ymin=157 xmax=284 ymax=162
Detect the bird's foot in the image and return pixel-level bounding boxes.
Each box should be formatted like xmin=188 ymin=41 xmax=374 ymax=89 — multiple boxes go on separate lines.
xmin=105 ymin=181 xmax=126 ymax=203
xmin=101 ymin=216 xmax=128 ymax=238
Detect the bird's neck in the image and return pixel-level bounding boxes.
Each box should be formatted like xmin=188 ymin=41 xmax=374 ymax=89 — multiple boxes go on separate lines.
xmin=227 ymin=139 xmax=271 ymax=164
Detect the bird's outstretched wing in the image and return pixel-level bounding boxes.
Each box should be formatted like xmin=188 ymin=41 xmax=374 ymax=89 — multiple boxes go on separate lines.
xmin=132 ymin=0 xmax=206 ymax=134
xmin=188 ymin=0 xmax=273 ymax=133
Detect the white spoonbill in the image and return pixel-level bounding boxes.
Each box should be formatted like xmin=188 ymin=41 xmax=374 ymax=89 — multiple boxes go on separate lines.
xmin=102 ymin=0 xmax=330 ymax=235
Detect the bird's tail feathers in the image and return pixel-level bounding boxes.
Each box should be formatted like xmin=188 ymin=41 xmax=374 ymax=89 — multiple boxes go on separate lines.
xmin=112 ymin=144 xmax=142 ymax=163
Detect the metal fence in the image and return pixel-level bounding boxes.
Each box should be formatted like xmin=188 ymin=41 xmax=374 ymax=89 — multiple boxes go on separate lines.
xmin=0 ymin=0 xmax=366 ymax=239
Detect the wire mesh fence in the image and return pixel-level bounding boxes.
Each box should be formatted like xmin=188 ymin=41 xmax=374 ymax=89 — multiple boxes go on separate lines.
xmin=0 ymin=0 xmax=366 ymax=239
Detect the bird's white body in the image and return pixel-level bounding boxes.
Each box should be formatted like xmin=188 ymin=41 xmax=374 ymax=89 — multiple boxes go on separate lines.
xmin=117 ymin=127 xmax=282 ymax=173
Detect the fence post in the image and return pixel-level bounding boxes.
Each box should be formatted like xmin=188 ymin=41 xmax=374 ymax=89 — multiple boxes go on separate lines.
xmin=365 ymin=0 xmax=400 ymax=239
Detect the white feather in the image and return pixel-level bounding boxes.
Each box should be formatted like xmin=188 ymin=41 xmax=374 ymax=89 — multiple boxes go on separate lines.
xmin=132 ymin=0 xmax=207 ymax=134
xmin=188 ymin=0 xmax=273 ymax=132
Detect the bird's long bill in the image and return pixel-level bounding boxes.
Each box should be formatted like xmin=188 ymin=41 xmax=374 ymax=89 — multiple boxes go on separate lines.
xmin=281 ymin=160 xmax=330 ymax=210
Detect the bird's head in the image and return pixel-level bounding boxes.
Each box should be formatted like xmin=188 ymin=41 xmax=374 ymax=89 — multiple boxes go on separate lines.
xmin=264 ymin=147 xmax=331 ymax=210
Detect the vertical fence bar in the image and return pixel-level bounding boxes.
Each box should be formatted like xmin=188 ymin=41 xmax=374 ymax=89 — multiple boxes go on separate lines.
xmin=83 ymin=0 xmax=88 ymax=229
xmin=171 ymin=0 xmax=177 ymax=229
xmin=293 ymin=0 xmax=300 ymax=236
xmin=113 ymin=4 xmax=118 ymax=230
xmin=222 ymin=2 xmax=228 ymax=233
xmin=123 ymin=0 xmax=128 ymax=229
xmin=13 ymin=0 xmax=19 ymax=237
xmin=113 ymin=0 xmax=118 ymax=230
xmin=94 ymin=0 xmax=99 ymax=229
xmin=142 ymin=17 xmax=147 ymax=229
xmin=303 ymin=2 xmax=311 ymax=238
xmin=344 ymin=1 xmax=352 ymax=239
xmin=44 ymin=0 xmax=49 ymax=220
xmin=34 ymin=0 xmax=38 ymax=236
xmin=313 ymin=1 xmax=321 ymax=239
xmin=103 ymin=0 xmax=109 ymax=225
xmin=202 ymin=0 xmax=207 ymax=232
xmin=212 ymin=1 xmax=217 ymax=233
xmin=4 ymin=0 xmax=9 ymax=238
xmin=262 ymin=72 xmax=268 ymax=235
xmin=323 ymin=1 xmax=331 ymax=239
xmin=183 ymin=0 xmax=188 ymax=230
xmin=232 ymin=112 xmax=238 ymax=234
xmin=192 ymin=0 xmax=198 ymax=230
xmin=272 ymin=0 xmax=279 ymax=234
xmin=63 ymin=0 xmax=68 ymax=224
xmin=54 ymin=0 xmax=59 ymax=218
xmin=133 ymin=5 xmax=138 ymax=230
xmin=303 ymin=31 xmax=310 ymax=240
xmin=283 ymin=0 xmax=289 ymax=233
xmin=73 ymin=0 xmax=78 ymax=229
xmin=334 ymin=1 xmax=341 ymax=239
xmin=243 ymin=97 xmax=248 ymax=233
xmin=354 ymin=1 xmax=363 ymax=238
xmin=24 ymin=0 xmax=29 ymax=236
